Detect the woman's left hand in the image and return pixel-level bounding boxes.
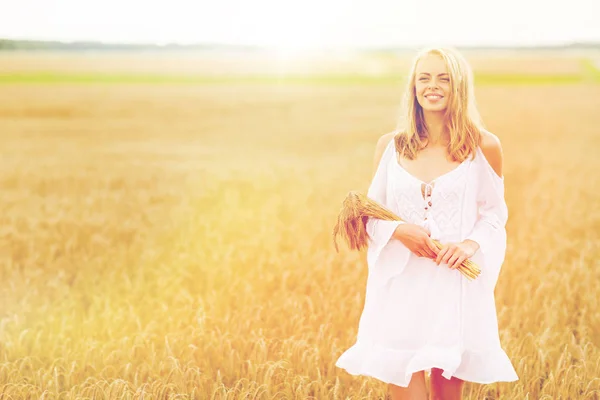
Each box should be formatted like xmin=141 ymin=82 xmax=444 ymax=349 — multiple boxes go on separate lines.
xmin=435 ymin=240 xmax=480 ymax=270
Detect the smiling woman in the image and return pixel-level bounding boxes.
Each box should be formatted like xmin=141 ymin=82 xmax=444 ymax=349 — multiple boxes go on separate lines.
xmin=334 ymin=47 xmax=518 ymax=400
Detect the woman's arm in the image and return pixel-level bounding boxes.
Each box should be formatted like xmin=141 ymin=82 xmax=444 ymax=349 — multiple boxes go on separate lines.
xmin=463 ymin=132 xmax=509 ymax=289
xmin=363 ymin=133 xmax=412 ymax=288
xmin=465 ymin=133 xmax=506 ymax=249
xmin=365 ymin=133 xmax=404 ymax=254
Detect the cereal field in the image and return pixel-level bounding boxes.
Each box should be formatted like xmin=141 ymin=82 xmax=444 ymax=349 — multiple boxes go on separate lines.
xmin=0 ymin=50 xmax=599 ymax=399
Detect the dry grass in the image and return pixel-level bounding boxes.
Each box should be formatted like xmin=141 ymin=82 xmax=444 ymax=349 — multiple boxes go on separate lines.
xmin=0 ymin=53 xmax=599 ymax=399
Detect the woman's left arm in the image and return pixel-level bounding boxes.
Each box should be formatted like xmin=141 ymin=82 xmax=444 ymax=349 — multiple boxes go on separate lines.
xmin=436 ymin=135 xmax=508 ymax=289
xmin=462 ymin=136 xmax=508 ymax=289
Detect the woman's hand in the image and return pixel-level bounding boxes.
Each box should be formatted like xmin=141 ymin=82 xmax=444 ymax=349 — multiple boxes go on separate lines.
xmin=435 ymin=240 xmax=480 ymax=270
xmin=393 ymin=224 xmax=439 ymax=259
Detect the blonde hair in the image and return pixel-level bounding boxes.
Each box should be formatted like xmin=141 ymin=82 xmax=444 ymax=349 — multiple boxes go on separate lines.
xmin=393 ymin=46 xmax=484 ymax=162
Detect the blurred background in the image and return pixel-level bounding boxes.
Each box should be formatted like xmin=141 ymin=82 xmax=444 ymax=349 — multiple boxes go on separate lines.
xmin=0 ymin=1 xmax=599 ymax=399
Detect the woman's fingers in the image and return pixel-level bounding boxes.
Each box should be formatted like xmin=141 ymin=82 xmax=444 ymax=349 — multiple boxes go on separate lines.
xmin=420 ymin=241 xmax=435 ymax=259
xmin=451 ymin=255 xmax=467 ymax=270
xmin=417 ymin=249 xmax=432 ymax=258
xmin=415 ymin=240 xmax=467 ymax=269
xmin=436 ymin=246 xmax=449 ymax=265
xmin=428 ymin=246 xmax=438 ymax=259
xmin=447 ymin=252 xmax=460 ymax=269
xmin=426 ymin=239 xmax=439 ymax=259
xmin=447 ymin=247 xmax=468 ymax=269
xmin=441 ymin=247 xmax=455 ymax=266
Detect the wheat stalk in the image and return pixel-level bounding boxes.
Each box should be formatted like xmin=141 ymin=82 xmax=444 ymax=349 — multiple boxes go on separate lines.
xmin=333 ymin=191 xmax=481 ymax=281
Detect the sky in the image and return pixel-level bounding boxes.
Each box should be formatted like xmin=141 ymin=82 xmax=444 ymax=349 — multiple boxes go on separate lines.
xmin=0 ymin=0 xmax=599 ymax=49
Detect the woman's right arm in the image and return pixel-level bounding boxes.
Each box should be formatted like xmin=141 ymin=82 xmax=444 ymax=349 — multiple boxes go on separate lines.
xmin=370 ymin=134 xmax=438 ymax=259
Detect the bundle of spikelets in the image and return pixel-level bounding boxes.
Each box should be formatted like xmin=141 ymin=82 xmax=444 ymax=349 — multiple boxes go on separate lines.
xmin=332 ymin=191 xmax=481 ymax=280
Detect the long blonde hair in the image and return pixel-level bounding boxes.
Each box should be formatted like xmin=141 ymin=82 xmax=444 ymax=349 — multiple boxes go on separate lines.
xmin=394 ymin=47 xmax=484 ymax=162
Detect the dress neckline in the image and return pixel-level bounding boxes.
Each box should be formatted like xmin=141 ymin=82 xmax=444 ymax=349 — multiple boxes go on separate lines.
xmin=390 ymin=142 xmax=471 ymax=186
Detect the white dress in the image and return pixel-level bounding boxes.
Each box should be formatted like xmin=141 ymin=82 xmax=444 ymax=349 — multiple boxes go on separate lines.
xmin=335 ymin=137 xmax=519 ymax=387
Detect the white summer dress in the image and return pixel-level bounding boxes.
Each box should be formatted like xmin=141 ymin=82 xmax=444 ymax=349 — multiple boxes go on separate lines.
xmin=335 ymin=137 xmax=519 ymax=387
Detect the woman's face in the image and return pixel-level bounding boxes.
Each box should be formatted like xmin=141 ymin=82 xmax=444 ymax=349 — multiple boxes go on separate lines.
xmin=414 ymin=54 xmax=451 ymax=112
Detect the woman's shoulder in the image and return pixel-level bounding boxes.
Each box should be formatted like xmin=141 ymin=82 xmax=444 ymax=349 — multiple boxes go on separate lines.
xmin=477 ymin=129 xmax=504 ymax=179
xmin=372 ymin=131 xmax=397 ymax=173
xmin=376 ymin=131 xmax=397 ymax=152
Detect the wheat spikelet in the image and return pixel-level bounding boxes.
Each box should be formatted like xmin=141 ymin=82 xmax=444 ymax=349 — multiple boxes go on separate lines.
xmin=333 ymin=191 xmax=481 ymax=280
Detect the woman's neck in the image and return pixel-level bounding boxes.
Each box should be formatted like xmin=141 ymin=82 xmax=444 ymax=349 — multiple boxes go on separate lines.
xmin=422 ymin=111 xmax=448 ymax=147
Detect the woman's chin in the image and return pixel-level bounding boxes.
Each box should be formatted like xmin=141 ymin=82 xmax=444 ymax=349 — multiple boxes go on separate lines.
xmin=418 ymin=100 xmax=447 ymax=112
xmin=422 ymin=106 xmax=447 ymax=113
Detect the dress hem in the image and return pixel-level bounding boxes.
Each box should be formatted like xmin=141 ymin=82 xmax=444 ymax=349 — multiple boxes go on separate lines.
xmin=335 ymin=339 xmax=519 ymax=388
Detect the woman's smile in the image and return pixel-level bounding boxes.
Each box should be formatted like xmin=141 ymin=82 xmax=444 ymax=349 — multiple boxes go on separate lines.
xmin=425 ymin=94 xmax=444 ymax=101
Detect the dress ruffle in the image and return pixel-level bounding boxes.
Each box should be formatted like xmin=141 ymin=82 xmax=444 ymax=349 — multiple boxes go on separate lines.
xmin=335 ymin=339 xmax=519 ymax=388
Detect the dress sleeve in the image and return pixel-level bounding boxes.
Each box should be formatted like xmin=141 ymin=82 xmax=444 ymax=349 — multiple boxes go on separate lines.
xmin=464 ymin=150 xmax=509 ymax=290
xmin=365 ymin=139 xmax=411 ymax=289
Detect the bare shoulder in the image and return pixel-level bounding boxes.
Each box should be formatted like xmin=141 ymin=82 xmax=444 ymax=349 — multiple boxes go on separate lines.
xmin=479 ymin=129 xmax=504 ymax=178
xmin=372 ymin=132 xmax=396 ymax=176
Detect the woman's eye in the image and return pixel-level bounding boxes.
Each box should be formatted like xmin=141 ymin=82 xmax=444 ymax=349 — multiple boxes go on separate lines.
xmin=441 ymin=78 xmax=449 ymax=82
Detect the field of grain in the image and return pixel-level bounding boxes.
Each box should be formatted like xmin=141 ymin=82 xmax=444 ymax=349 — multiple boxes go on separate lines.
xmin=0 ymin=51 xmax=599 ymax=399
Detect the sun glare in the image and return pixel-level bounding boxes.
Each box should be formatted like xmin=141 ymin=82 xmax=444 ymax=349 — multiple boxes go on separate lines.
xmin=258 ymin=16 xmax=330 ymax=74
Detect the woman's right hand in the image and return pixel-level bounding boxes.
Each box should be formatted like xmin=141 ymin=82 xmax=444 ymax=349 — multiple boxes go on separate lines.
xmin=393 ymin=223 xmax=439 ymax=259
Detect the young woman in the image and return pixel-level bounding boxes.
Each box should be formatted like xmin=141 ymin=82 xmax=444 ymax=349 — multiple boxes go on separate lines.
xmin=335 ymin=47 xmax=519 ymax=400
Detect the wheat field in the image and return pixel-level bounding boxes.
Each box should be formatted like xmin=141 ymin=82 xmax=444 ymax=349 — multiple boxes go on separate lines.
xmin=0 ymin=51 xmax=599 ymax=399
